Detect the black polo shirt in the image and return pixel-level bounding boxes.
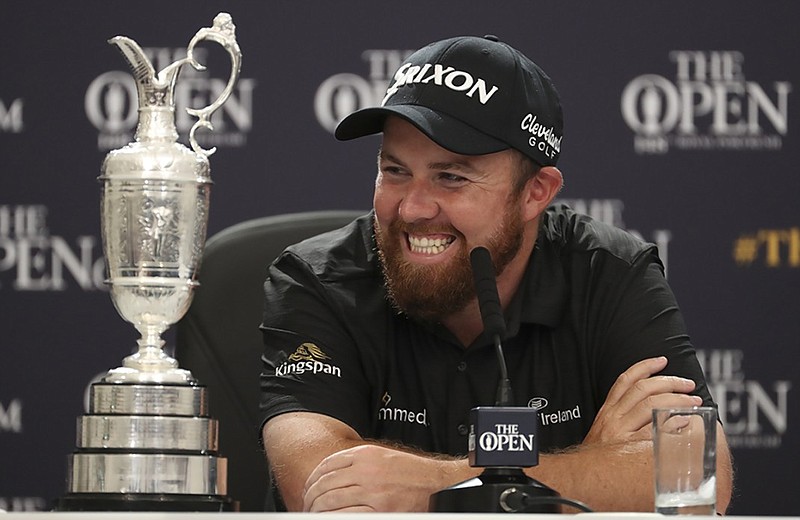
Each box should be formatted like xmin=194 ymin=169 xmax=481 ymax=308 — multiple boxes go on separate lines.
xmin=259 ymin=204 xmax=712 ymax=457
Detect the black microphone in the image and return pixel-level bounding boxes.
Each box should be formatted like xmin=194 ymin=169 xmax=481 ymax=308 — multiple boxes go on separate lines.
xmin=469 ymin=246 xmax=514 ymax=407
xmin=429 ymin=247 xmax=562 ymax=513
xmin=470 ymin=246 xmax=506 ymax=341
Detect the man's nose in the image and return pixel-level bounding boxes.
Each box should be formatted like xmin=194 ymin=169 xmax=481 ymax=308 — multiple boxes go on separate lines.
xmin=398 ymin=182 xmax=440 ymax=222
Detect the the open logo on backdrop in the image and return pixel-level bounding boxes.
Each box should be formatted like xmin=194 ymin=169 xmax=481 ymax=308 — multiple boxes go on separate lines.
xmin=314 ymin=48 xmax=415 ymax=133
xmin=621 ymin=51 xmax=791 ymax=154
xmin=85 ymin=46 xmax=255 ymax=151
xmin=0 ymin=204 xmax=104 ymax=292
xmin=698 ymin=349 xmax=790 ymax=449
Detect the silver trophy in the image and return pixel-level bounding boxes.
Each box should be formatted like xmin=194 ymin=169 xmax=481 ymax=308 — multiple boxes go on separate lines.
xmin=58 ymin=13 xmax=242 ymax=511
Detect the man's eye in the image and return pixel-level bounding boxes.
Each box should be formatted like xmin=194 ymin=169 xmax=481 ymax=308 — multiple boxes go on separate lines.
xmin=440 ymin=173 xmax=467 ymax=184
xmin=381 ymin=166 xmax=405 ymax=176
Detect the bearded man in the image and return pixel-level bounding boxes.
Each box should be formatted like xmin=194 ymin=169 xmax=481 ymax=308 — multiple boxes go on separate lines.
xmin=259 ymin=35 xmax=732 ymax=513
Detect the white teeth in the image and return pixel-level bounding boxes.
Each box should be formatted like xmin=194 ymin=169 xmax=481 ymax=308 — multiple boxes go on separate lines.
xmin=408 ymin=235 xmax=454 ymax=255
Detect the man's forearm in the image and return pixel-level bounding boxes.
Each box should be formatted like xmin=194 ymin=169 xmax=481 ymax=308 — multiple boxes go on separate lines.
xmin=527 ymin=430 xmax=732 ymax=513
xmin=263 ymin=413 xmax=366 ymax=511
xmin=526 ymin=441 xmax=654 ymax=512
xmin=265 ymin=413 xmax=480 ymax=512
xmin=379 ymin=440 xmax=660 ymax=512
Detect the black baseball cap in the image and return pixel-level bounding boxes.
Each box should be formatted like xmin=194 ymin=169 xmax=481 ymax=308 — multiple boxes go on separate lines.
xmin=335 ymin=35 xmax=563 ymax=167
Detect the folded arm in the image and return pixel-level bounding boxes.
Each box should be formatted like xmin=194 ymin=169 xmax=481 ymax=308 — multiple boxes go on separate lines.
xmin=262 ymin=357 xmax=732 ymax=513
xmin=537 ymin=356 xmax=733 ymax=512
xmin=262 ymin=412 xmax=476 ymax=512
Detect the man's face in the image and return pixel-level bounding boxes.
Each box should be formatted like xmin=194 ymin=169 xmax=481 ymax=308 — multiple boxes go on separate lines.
xmin=373 ymin=117 xmax=528 ymax=323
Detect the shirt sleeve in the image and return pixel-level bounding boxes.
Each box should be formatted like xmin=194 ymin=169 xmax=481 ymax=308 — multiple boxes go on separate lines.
xmin=258 ymin=250 xmax=375 ymax=436
xmin=592 ymin=247 xmax=714 ymax=408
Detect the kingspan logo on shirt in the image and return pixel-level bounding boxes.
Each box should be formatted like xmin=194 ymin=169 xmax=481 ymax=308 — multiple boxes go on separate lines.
xmin=275 ymin=343 xmax=342 ymax=378
xmin=381 ymin=62 xmax=500 ymax=106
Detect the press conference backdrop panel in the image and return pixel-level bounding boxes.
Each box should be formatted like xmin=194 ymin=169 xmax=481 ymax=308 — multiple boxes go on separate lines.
xmin=1 ymin=1 xmax=797 ymax=514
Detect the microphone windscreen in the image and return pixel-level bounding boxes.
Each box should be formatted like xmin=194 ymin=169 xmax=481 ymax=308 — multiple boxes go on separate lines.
xmin=470 ymin=247 xmax=507 ymax=339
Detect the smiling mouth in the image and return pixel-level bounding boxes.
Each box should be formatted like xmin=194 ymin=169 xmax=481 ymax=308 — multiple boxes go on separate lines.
xmin=407 ymin=234 xmax=455 ymax=255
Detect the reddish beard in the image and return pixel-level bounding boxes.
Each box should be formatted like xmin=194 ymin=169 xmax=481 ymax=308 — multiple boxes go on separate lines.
xmin=374 ymin=203 xmax=524 ymax=323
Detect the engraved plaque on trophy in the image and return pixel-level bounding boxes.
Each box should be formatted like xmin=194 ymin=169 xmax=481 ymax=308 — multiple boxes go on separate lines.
xmin=57 ymin=13 xmax=242 ymax=511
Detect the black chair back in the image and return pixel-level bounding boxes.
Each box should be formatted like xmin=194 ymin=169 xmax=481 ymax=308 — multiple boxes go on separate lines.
xmin=175 ymin=210 xmax=365 ymax=511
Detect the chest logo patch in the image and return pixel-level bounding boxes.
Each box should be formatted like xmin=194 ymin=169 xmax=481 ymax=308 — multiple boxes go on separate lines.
xmin=527 ymin=397 xmax=582 ymax=427
xmin=276 ymin=343 xmax=342 ymax=378
xmin=288 ymin=342 xmax=330 ymax=362
xmin=527 ymin=397 xmax=549 ymax=410
xmin=378 ymin=391 xmax=429 ymax=426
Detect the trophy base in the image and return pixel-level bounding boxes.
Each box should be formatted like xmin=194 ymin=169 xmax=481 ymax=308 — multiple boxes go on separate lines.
xmin=67 ymin=452 xmax=227 ymax=495
xmin=56 ymin=493 xmax=237 ymax=512
xmin=61 ymin=381 xmax=232 ymax=509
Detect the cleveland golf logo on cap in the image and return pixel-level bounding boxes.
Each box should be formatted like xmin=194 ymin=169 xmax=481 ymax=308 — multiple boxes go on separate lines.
xmin=381 ymin=62 xmax=500 ymax=106
xmin=520 ymin=113 xmax=562 ymax=161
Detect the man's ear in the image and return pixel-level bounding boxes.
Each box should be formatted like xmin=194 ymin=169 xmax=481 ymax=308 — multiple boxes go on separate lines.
xmin=521 ymin=166 xmax=563 ymax=221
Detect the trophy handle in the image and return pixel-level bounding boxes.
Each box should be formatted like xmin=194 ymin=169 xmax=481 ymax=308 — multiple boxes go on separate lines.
xmin=185 ymin=12 xmax=243 ymax=157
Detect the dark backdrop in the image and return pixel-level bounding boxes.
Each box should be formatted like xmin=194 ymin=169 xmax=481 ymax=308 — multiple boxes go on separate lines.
xmin=1 ymin=1 xmax=798 ymax=514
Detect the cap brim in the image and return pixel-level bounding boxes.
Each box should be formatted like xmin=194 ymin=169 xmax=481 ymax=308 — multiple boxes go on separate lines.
xmin=334 ymin=105 xmax=508 ymax=156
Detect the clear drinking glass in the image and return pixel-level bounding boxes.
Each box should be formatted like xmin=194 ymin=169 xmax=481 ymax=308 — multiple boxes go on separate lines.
xmin=653 ymin=406 xmax=717 ymax=515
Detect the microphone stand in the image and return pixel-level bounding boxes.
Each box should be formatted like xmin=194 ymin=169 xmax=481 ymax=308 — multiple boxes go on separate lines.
xmin=430 ymin=465 xmax=560 ymax=513
xmin=429 ymin=247 xmax=561 ymax=513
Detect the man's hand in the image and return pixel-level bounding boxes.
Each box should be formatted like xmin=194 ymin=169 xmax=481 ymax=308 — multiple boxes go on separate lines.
xmin=524 ymin=356 xmax=731 ymax=512
xmin=583 ymin=356 xmax=703 ymax=445
xmin=303 ymin=444 xmax=467 ymax=512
